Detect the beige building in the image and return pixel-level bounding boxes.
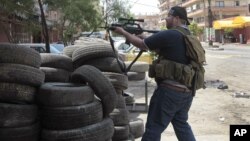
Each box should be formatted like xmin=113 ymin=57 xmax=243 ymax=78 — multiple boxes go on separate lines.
xmin=159 ymin=0 xmax=249 ymax=27
xmin=158 ymin=0 xmax=250 ymax=41
xmin=134 ymin=14 xmax=161 ymax=34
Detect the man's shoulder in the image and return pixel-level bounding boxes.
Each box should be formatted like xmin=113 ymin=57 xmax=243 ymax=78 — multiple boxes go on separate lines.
xmin=161 ymin=29 xmax=185 ymax=35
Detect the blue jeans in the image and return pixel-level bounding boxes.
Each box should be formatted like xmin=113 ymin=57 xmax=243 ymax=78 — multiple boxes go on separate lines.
xmin=141 ymin=86 xmax=196 ymax=141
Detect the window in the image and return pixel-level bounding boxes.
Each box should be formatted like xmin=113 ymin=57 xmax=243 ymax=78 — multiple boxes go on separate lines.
xmin=192 ymin=4 xmax=197 ymax=11
xmin=186 ymin=7 xmax=191 ymax=13
xmin=234 ymin=1 xmax=240 ymax=6
xmin=197 ymin=3 xmax=201 ymax=9
xmin=215 ymin=1 xmax=224 ymax=7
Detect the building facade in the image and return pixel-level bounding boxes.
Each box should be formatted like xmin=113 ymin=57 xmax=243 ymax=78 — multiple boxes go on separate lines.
xmin=158 ymin=0 xmax=250 ymax=41
xmin=134 ymin=14 xmax=161 ymax=32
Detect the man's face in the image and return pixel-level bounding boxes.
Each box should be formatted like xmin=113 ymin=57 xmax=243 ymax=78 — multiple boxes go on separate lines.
xmin=165 ymin=14 xmax=175 ymax=29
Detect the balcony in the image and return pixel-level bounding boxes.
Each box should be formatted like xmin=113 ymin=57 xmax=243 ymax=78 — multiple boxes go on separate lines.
xmin=197 ymin=22 xmax=206 ymax=27
xmin=187 ymin=5 xmax=248 ymax=17
xmin=211 ymin=5 xmax=248 ymax=13
xmin=159 ymin=0 xmax=168 ymax=8
xmin=180 ymin=0 xmax=200 ymax=7
xmin=188 ymin=9 xmax=204 ymax=17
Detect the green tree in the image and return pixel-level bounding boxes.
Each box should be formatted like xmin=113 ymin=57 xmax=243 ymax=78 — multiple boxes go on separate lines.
xmin=0 ymin=0 xmax=36 ymax=43
xmin=38 ymin=0 xmax=50 ymax=52
xmin=189 ymin=21 xmax=203 ymax=36
xmin=44 ymin=0 xmax=102 ymax=44
xmin=104 ymin=0 xmax=132 ymax=24
xmin=224 ymin=28 xmax=233 ymax=36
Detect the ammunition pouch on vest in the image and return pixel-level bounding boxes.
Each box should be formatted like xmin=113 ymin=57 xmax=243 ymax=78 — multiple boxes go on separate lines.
xmin=149 ymin=59 xmax=195 ymax=88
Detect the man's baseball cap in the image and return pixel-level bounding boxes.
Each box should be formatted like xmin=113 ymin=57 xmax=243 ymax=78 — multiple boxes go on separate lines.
xmin=168 ymin=6 xmax=191 ymax=25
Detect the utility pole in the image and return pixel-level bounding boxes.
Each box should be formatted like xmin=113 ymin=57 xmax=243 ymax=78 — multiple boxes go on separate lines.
xmin=38 ymin=0 xmax=50 ymax=53
xmin=208 ymin=0 xmax=213 ymax=46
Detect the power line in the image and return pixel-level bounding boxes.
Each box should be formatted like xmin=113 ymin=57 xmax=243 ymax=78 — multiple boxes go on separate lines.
xmin=132 ymin=0 xmax=140 ymax=4
xmin=129 ymin=0 xmax=159 ymax=9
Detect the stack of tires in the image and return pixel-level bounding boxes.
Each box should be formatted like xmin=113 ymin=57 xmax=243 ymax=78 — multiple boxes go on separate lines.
xmin=124 ymin=61 xmax=149 ymax=139
xmin=37 ymin=82 xmax=115 ymax=141
xmin=125 ymin=61 xmax=149 ymax=81
xmin=40 ymin=53 xmax=73 ymax=82
xmin=123 ymin=61 xmax=149 ymax=105
xmin=0 ymin=44 xmax=45 ymax=141
xmin=67 ymin=39 xmax=136 ymax=140
xmin=103 ymin=72 xmax=132 ymax=141
xmin=37 ymin=41 xmax=117 ymax=140
xmin=63 ymin=37 xmax=111 ymax=59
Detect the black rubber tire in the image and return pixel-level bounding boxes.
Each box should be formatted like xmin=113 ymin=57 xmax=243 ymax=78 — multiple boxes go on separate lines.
xmin=40 ymin=67 xmax=70 ymax=82
xmin=127 ymin=72 xmax=146 ymax=81
xmin=41 ymin=118 xmax=114 ymax=141
xmin=103 ymin=72 xmax=128 ymax=90
xmin=116 ymin=94 xmax=126 ymax=109
xmin=0 ymin=122 xmax=39 ymax=141
xmin=0 ymin=43 xmax=41 ymax=68
xmin=118 ymin=53 xmax=126 ymax=61
xmin=72 ymin=44 xmax=116 ymax=68
xmin=121 ymin=134 xmax=135 ymax=141
xmin=112 ymin=125 xmax=130 ymax=141
xmin=40 ymin=53 xmax=73 ymax=71
xmin=129 ymin=118 xmax=144 ymax=138
xmin=0 ymin=83 xmax=36 ymax=104
xmin=125 ymin=61 xmax=149 ymax=72
xmin=123 ymin=92 xmax=135 ymax=105
xmin=71 ymin=65 xmax=117 ymax=117
xmin=115 ymin=88 xmax=123 ymax=95
xmin=63 ymin=45 xmax=80 ymax=58
xmin=41 ymin=100 xmax=103 ymax=130
xmin=110 ymin=108 xmax=129 ymax=126
xmin=84 ymin=57 xmax=124 ymax=73
xmin=0 ymin=63 xmax=45 ymax=86
xmin=0 ymin=103 xmax=37 ymax=128
xmin=37 ymin=83 xmax=94 ymax=106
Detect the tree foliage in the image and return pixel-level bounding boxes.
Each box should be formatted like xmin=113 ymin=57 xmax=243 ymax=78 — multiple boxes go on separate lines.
xmin=0 ymin=0 xmax=38 ymax=43
xmin=0 ymin=0 xmax=132 ymax=44
xmin=0 ymin=0 xmax=34 ymax=14
xmin=104 ymin=0 xmax=132 ymax=24
xmin=44 ymin=0 xmax=102 ymax=43
xmin=189 ymin=21 xmax=203 ymax=36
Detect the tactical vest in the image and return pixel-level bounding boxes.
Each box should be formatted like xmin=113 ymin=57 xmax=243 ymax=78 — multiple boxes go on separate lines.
xmin=148 ymin=27 xmax=206 ymax=90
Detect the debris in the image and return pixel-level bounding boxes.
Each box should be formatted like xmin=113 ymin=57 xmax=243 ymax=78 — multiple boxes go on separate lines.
xmin=233 ymin=92 xmax=250 ymax=99
xmin=205 ymin=80 xmax=228 ymax=89
xmin=219 ymin=116 xmax=225 ymax=122
xmin=217 ymin=84 xmax=228 ymax=90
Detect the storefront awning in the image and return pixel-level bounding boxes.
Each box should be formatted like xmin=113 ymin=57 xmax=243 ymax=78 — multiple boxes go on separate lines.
xmin=232 ymin=16 xmax=250 ymax=25
xmin=213 ymin=20 xmax=243 ymax=30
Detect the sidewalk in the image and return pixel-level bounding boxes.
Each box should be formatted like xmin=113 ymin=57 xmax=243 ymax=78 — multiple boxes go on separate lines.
xmin=130 ymin=112 xmax=229 ymax=141
xmin=135 ymin=135 xmax=228 ymax=141
xmin=201 ymin=41 xmax=250 ymax=48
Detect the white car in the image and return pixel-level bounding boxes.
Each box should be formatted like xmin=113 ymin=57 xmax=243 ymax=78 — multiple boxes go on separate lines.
xmin=114 ymin=40 xmax=133 ymax=53
xmin=18 ymin=43 xmax=61 ymax=54
xmin=114 ymin=40 xmax=152 ymax=64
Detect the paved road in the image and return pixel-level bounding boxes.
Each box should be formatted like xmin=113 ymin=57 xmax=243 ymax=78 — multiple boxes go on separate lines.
xmin=205 ymin=43 xmax=250 ymax=92
xmin=127 ymin=43 xmax=250 ymax=141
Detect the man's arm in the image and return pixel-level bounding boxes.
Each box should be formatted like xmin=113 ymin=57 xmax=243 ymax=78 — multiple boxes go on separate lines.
xmin=113 ymin=27 xmax=148 ymax=50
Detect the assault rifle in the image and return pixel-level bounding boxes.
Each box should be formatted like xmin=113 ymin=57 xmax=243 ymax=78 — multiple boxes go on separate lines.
xmin=102 ymin=17 xmax=159 ymax=73
xmin=109 ymin=17 xmax=159 ymax=34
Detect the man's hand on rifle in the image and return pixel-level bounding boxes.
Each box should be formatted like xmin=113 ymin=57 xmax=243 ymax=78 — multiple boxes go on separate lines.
xmin=112 ymin=26 xmax=148 ymax=51
xmin=112 ymin=27 xmax=125 ymax=35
